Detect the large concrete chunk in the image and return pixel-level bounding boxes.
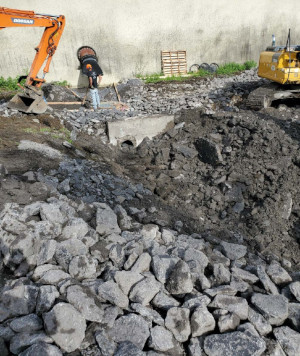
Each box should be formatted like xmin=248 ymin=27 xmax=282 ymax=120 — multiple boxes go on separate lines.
xmin=43 ymin=302 xmax=86 ymax=353
xmin=108 ymin=314 xmax=150 ymax=349
xmin=108 ymin=114 xmax=174 ymax=147
xmin=204 ymin=331 xmax=266 ymax=356
xmin=251 ymin=293 xmax=288 ymax=326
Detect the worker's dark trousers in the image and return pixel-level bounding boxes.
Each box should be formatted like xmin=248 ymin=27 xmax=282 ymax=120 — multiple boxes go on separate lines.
xmin=90 ymin=88 xmax=100 ymax=109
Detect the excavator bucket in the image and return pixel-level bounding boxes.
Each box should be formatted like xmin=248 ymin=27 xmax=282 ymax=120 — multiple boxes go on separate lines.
xmin=7 ymin=86 xmax=48 ymax=114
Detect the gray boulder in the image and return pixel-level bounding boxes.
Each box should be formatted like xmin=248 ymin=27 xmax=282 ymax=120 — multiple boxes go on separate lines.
xmin=165 ymin=307 xmax=191 ymax=342
xmin=19 ymin=342 xmax=63 ymax=356
xmin=251 ymin=293 xmax=289 ymax=326
xmin=165 ymin=260 xmax=193 ymax=295
xmin=66 ymin=284 xmax=105 ymax=322
xmin=191 ymin=306 xmax=215 ymax=337
xmin=108 ymin=314 xmax=150 ymax=349
xmin=43 ymin=302 xmax=86 ymax=353
xmin=204 ymin=331 xmax=266 ymax=356
xmin=273 ymin=326 xmax=300 ymax=356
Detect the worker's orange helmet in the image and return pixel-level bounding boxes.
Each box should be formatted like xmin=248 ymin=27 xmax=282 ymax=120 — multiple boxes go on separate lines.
xmin=86 ymin=64 xmax=92 ymax=69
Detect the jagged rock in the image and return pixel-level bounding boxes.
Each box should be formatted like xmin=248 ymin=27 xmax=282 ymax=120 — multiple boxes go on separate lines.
xmin=152 ymin=291 xmax=181 ymax=310
xmin=129 ymin=276 xmax=161 ymax=305
xmin=98 ymin=280 xmax=129 ymax=308
xmin=95 ymin=330 xmax=117 ymax=356
xmin=205 ymin=285 xmax=237 ymax=297
xmin=40 ymin=203 xmax=67 ymax=225
xmin=130 ymin=252 xmax=152 ymax=273
xmin=220 ymin=241 xmax=247 ymax=260
xmin=273 ymin=326 xmax=300 ymax=356
xmin=182 ymin=295 xmax=211 ymax=310
xmin=0 ymin=325 xmax=15 ymax=342
xmin=38 ymin=269 xmax=71 ymax=285
xmin=131 ymin=303 xmax=164 ymax=326
xmin=66 ymin=284 xmax=105 ymax=322
xmin=256 ymin=265 xmax=279 ymax=295
xmin=165 ymin=307 xmax=191 ymax=342
xmin=10 ymin=331 xmax=52 ymax=355
xmin=209 ymin=294 xmax=248 ymax=320
xmin=114 ymin=271 xmax=144 ymax=295
xmin=149 ymin=325 xmax=177 ymax=352
xmin=289 ymin=281 xmax=300 ymax=302
xmin=36 ymin=285 xmax=59 ymax=314
xmin=18 ymin=342 xmax=63 ymax=356
xmin=188 ymin=337 xmax=203 ymax=356
xmin=288 ymin=303 xmax=300 ymax=331
xmin=60 ymin=217 xmax=89 ymax=240
xmin=204 ymin=331 xmax=266 ymax=356
xmin=212 ymin=263 xmax=231 ymax=285
xmin=251 ymin=293 xmax=289 ymax=326
xmin=190 ymin=306 xmax=216 ymax=337
xmin=108 ymin=314 xmax=150 ymax=349
xmin=237 ymin=322 xmax=260 ymax=338
xmin=218 ymin=312 xmax=240 ymax=333
xmin=248 ymin=307 xmax=272 ymax=336
xmin=68 ymin=255 xmax=98 ymax=280
xmin=165 ymin=260 xmax=193 ymax=295
xmin=32 ymin=264 xmax=63 ymax=281
xmin=114 ymin=341 xmax=146 ymax=356
xmin=95 ymin=203 xmax=121 ymax=235
xmin=36 ymin=240 xmax=57 ymax=266
xmin=266 ymin=261 xmax=292 ymax=285
xmin=9 ymin=314 xmax=43 ymax=333
xmin=109 ymin=243 xmax=125 ymax=267
xmin=183 ymin=247 xmax=209 ymax=270
xmin=151 ymin=255 xmax=179 ymax=284
xmin=194 ymin=138 xmax=223 ymax=166
xmin=231 ymin=267 xmax=259 ymax=284
xmin=55 ymin=238 xmax=88 ymax=270
xmin=0 ymin=285 xmax=39 ymax=321
xmin=43 ymin=302 xmax=86 ymax=353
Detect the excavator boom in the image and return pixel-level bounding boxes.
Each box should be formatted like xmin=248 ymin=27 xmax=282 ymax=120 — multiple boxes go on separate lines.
xmin=0 ymin=7 xmax=65 ymax=113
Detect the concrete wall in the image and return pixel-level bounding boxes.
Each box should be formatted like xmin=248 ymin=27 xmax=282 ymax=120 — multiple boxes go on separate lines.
xmin=1 ymin=0 xmax=300 ymax=87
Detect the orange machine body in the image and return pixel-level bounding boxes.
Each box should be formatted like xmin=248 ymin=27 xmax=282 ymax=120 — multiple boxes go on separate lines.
xmin=0 ymin=7 xmax=65 ymax=87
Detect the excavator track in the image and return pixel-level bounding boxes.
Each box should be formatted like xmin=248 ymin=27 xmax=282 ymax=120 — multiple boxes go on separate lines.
xmin=245 ymin=85 xmax=277 ymax=111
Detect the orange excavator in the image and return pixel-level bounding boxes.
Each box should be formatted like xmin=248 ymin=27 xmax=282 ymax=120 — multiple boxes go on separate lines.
xmin=0 ymin=7 xmax=65 ymax=113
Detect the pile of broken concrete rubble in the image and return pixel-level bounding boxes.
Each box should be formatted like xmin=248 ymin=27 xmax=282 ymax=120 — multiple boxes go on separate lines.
xmin=0 ymin=69 xmax=299 ymax=355
xmin=0 ymin=180 xmax=299 ymax=355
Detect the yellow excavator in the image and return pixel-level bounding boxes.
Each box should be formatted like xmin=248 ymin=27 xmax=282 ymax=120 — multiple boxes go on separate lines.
xmin=247 ymin=30 xmax=300 ymax=110
xmin=0 ymin=7 xmax=65 ymax=113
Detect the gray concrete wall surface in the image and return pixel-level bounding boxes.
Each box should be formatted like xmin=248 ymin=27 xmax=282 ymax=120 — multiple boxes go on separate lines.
xmin=1 ymin=0 xmax=300 ymax=87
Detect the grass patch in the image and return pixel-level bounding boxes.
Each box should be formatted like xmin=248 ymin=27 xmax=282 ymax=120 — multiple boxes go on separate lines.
xmin=137 ymin=60 xmax=257 ymax=84
xmin=0 ymin=76 xmax=26 ymax=91
xmin=216 ymin=61 xmax=257 ymax=75
xmin=51 ymin=80 xmax=70 ymax=87
xmin=23 ymin=126 xmax=72 ymax=142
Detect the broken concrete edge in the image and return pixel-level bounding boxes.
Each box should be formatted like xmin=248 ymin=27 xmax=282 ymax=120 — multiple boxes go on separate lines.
xmin=107 ymin=114 xmax=174 ymax=147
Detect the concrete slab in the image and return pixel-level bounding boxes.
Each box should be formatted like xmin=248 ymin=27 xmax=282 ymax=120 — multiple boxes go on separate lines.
xmin=107 ymin=114 xmax=174 ymax=147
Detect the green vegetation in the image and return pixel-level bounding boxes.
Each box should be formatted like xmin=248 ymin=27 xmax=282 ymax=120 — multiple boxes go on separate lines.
xmin=0 ymin=76 xmax=70 ymax=91
xmin=51 ymin=80 xmax=70 ymax=87
xmin=0 ymin=76 xmax=26 ymax=91
xmin=137 ymin=61 xmax=257 ymax=84
xmin=23 ymin=126 xmax=72 ymax=143
xmin=216 ymin=60 xmax=257 ymax=75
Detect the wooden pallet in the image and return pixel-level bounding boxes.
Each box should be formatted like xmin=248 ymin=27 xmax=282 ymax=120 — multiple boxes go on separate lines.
xmin=161 ymin=50 xmax=187 ymax=76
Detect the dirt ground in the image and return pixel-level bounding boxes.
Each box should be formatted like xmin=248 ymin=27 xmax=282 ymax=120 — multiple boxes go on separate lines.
xmin=0 ymin=82 xmax=300 ymax=269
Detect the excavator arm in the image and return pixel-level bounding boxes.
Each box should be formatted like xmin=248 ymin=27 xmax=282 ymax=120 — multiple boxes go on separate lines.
xmin=0 ymin=7 xmax=65 ymax=87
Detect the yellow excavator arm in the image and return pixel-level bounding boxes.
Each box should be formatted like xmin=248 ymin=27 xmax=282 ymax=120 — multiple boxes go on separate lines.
xmin=0 ymin=7 xmax=66 ymax=87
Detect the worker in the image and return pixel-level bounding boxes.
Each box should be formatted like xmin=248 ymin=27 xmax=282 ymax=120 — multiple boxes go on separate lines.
xmin=86 ymin=63 xmax=103 ymax=110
